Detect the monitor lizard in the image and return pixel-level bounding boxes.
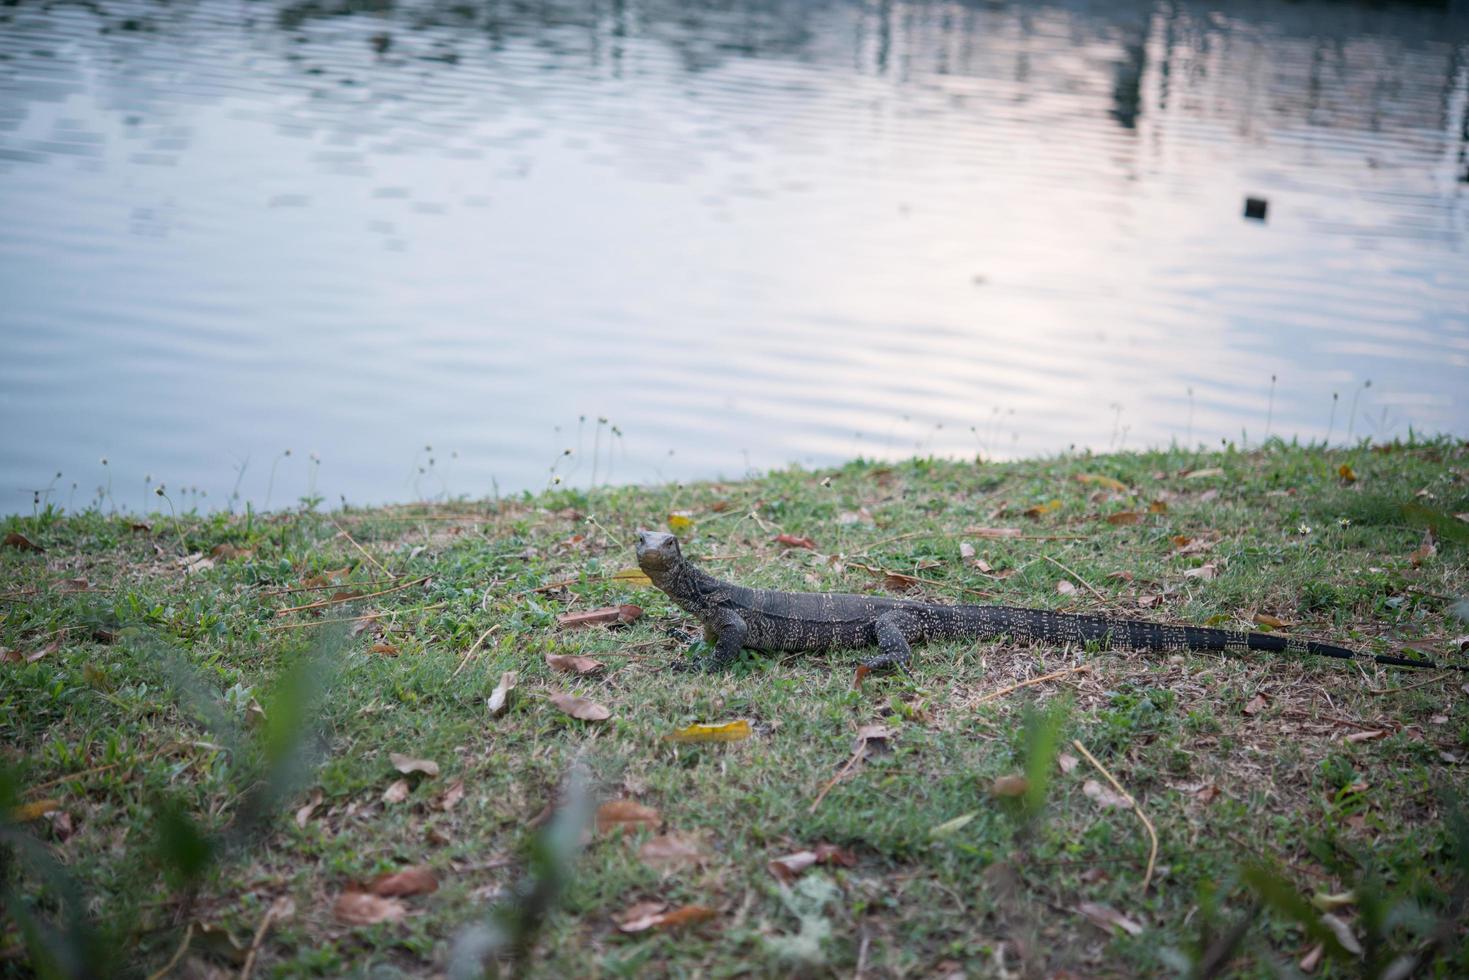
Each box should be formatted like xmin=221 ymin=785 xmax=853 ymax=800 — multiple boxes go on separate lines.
xmin=635 ymin=530 xmax=1461 ymax=674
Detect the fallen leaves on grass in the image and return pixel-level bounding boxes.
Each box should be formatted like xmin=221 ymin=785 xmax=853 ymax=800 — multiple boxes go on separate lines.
xmin=1082 ymin=780 xmax=1130 ymax=810
xmin=2 ymin=641 xmax=57 ymax=665
xmin=966 ymin=526 xmax=1023 ymax=538
xmin=1338 ymin=464 xmax=1357 ymax=483
xmin=57 ymin=578 xmax=89 ymax=593
xmin=1023 ymin=500 xmax=1062 ymax=519
xmin=437 ymin=780 xmax=464 ymax=812
xmin=1148 ymin=500 xmax=1168 ymax=514
xmin=611 ymin=567 xmax=653 ymax=586
xmin=382 ymin=779 xmax=411 ymax=804
xmin=548 ymin=691 xmax=611 ymax=721
xmin=370 ymin=642 xmax=400 ymax=656
xmin=1344 ymin=730 xmax=1388 ymax=744
xmin=1182 ymin=563 xmax=1218 ymax=580
xmin=368 ymin=866 xmax=438 ymax=897
xmin=596 ymin=800 xmax=661 ymax=835
xmin=929 ymin=812 xmax=977 ymax=838
xmin=1171 ymin=532 xmax=1220 ymax=555
xmin=1183 ymin=467 xmax=1224 ymax=480
xmin=638 ymin=833 xmax=711 ymax=872
xmin=556 ymin=605 xmax=642 ymax=630
xmin=333 ymin=891 xmax=406 ymax=925
xmin=545 ymin=653 xmax=605 ymax=675
xmin=389 ymin=754 xmax=440 ymax=778
xmin=1056 ymin=580 xmax=1076 ymax=595
xmin=774 ymin=533 xmax=817 ymax=549
xmin=1077 ymin=902 xmax=1144 ymax=936
xmin=990 ymin=775 xmax=1029 ymax=798
xmin=768 ymin=844 xmax=857 ymax=882
xmin=1075 ymin=474 xmax=1128 ymax=491
xmin=295 ymin=790 xmax=323 ymax=829
xmin=1104 ymin=512 xmax=1141 ymax=526
xmin=1410 ymin=529 xmax=1436 ymax=567
xmin=210 ymin=543 xmax=254 ymax=560
xmin=667 ymin=512 xmax=694 ymax=533
xmin=3 ymin=532 xmax=44 ymax=552
xmin=1243 ymin=693 xmax=1270 ymax=716
xmin=487 ymin=671 xmax=517 ymax=716
xmin=617 ymin=902 xmax=716 ymax=933
xmin=1195 ymin=784 xmax=1220 ymax=804
xmin=883 ymin=572 xmax=922 ymax=592
xmin=10 ymin=799 xmax=62 ymax=822
xmin=664 ymin=720 xmax=751 ymax=743
xmin=1057 ymin=753 xmax=1079 ymax=774
xmin=1252 ymin=612 xmax=1293 ymax=629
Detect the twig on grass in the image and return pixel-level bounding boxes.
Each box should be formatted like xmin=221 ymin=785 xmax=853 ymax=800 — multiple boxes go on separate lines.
xmin=145 ymin=923 xmax=192 ymax=980
xmin=1367 ymin=672 xmax=1455 ymax=695
xmin=274 ymin=576 xmax=428 ymax=616
xmin=1071 ymin=738 xmax=1158 ymax=894
xmin=451 ymin=625 xmax=500 ymax=679
xmin=330 ymin=519 xmax=391 ymax=578
xmin=1040 ymin=554 xmax=1108 ymax=604
xmin=238 ymin=897 xmax=289 ymax=980
xmin=971 ymin=664 xmax=1091 ymax=705
xmin=263 ymin=600 xmax=450 ymax=631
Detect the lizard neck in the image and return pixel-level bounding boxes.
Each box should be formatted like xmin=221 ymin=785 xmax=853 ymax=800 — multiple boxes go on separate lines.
xmin=645 ymin=554 xmax=725 ymax=613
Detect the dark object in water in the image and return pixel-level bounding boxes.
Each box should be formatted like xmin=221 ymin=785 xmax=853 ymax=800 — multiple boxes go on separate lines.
xmin=1244 ymin=196 xmax=1268 ymax=221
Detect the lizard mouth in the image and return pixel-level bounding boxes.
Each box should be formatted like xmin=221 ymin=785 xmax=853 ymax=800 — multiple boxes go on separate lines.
xmin=635 ymin=529 xmax=678 ymax=566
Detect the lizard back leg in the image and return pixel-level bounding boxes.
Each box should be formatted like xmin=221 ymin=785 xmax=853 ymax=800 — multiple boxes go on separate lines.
xmin=864 ymin=610 xmax=920 ymax=671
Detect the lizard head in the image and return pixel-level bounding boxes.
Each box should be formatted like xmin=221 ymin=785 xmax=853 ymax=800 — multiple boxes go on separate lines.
xmin=635 ymin=529 xmax=682 ymax=576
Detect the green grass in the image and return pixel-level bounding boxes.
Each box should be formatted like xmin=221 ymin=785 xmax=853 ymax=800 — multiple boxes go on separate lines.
xmin=3 ymin=438 xmax=1468 ymax=977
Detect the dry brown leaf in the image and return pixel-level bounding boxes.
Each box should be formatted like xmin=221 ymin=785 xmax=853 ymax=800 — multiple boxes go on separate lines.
xmin=774 ymin=533 xmax=817 ymax=549
xmin=1183 ymin=563 xmax=1217 ymax=580
xmin=370 ymin=642 xmax=400 ymax=657
xmin=382 ymin=779 xmax=410 ymax=804
xmin=1023 ymin=500 xmax=1061 ymax=520
xmin=638 ymin=833 xmax=711 ymax=872
xmin=1075 ymin=474 xmax=1129 ymax=492
xmin=1344 ymin=730 xmax=1387 ymax=744
xmin=368 ymin=866 xmax=438 ymax=897
xmin=545 ymin=653 xmax=605 ymax=675
xmin=1137 ymin=595 xmax=1160 ymax=608
xmin=1148 ymin=500 xmax=1168 ymax=514
xmin=556 ymin=605 xmax=643 ymax=630
xmin=618 ymin=904 xmax=716 ymax=933
xmin=991 ymin=775 xmax=1029 ymax=798
xmin=1410 ymin=529 xmax=1436 ymax=567
xmin=1253 ymin=612 xmax=1292 ymax=629
xmin=548 ymin=691 xmax=612 ymax=721
xmin=883 ymin=572 xmax=921 ymax=592
xmin=333 ymin=891 xmax=406 ymax=925
xmin=1195 ymin=784 xmax=1220 ymax=804
xmin=1056 ymin=580 xmax=1076 ymax=595
xmin=57 ymin=578 xmax=89 ymax=593
xmin=855 ymin=724 xmax=895 ymax=750
xmin=1338 ymin=463 xmax=1357 ymax=483
xmin=438 ymin=780 xmax=465 ymax=812
xmin=966 ymin=526 xmax=1023 ymax=538
xmin=1105 ymin=511 xmax=1141 ymax=526
xmin=11 ymin=798 xmax=62 ymax=822
xmin=1082 ymin=780 xmax=1130 ymax=810
xmin=47 ymin=809 xmax=74 ymax=841
xmin=768 ymin=851 xmax=819 ymax=882
xmin=1243 ymin=693 xmax=1269 ymax=716
xmin=211 ymin=543 xmax=254 ymax=560
xmin=487 ymin=671 xmax=517 ymax=716
xmin=389 ymin=753 xmax=440 ymax=778
xmin=1299 ymin=942 xmax=1325 ymax=973
xmin=3 ymin=640 xmax=58 ymax=665
xmin=1106 ymin=570 xmax=1134 ymax=582
xmin=3 ymin=532 xmax=44 ymax=552
xmin=1057 ymin=753 xmax=1079 ymax=774
xmin=664 ymin=720 xmax=751 ymax=743
xmin=959 ymin=541 xmax=976 ymax=559
xmin=295 ymin=789 xmax=323 ymax=829
xmin=1319 ymin=913 xmax=1363 ymax=956
xmin=1078 ymin=902 xmax=1144 ymax=936
xmin=596 ymin=800 xmax=661 ymax=835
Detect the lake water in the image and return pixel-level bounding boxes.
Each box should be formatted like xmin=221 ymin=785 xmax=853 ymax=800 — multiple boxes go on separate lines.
xmin=2 ymin=0 xmax=1467 ymax=514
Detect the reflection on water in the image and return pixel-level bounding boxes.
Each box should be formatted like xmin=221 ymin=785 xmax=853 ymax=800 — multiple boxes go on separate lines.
xmin=1 ymin=0 xmax=1466 ymax=512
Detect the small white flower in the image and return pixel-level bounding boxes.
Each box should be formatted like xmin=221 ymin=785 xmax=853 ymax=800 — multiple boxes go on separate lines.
xmin=1298 ymin=524 xmax=1312 ymax=535
xmin=1337 ymin=518 xmax=1351 ymax=528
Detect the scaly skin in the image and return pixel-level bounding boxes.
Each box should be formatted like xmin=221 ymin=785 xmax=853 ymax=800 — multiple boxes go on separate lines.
xmin=634 ymin=531 xmax=1460 ymax=673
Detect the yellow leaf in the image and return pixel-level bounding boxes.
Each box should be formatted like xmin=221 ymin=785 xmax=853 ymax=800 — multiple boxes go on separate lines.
xmin=664 ymin=720 xmax=752 ymax=743
xmin=1075 ymin=474 xmax=1128 ymax=492
xmin=1338 ymin=464 xmax=1357 ymax=483
xmin=612 ymin=567 xmax=653 ymax=586
xmin=1023 ymin=499 xmax=1061 ymax=519
xmin=929 ymin=811 xmax=977 ymax=838
xmin=667 ymin=512 xmax=694 ymax=533
xmin=11 ymin=799 xmax=61 ymax=821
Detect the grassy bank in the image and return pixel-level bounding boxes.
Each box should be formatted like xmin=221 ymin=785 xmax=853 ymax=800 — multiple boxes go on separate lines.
xmin=3 ymin=440 xmax=1468 ymax=977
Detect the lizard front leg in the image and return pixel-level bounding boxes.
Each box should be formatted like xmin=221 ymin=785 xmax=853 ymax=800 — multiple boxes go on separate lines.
xmin=672 ymin=608 xmax=748 ymax=672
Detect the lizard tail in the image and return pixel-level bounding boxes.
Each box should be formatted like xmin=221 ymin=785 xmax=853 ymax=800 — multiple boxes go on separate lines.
xmin=946 ymin=606 xmax=1465 ymax=672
